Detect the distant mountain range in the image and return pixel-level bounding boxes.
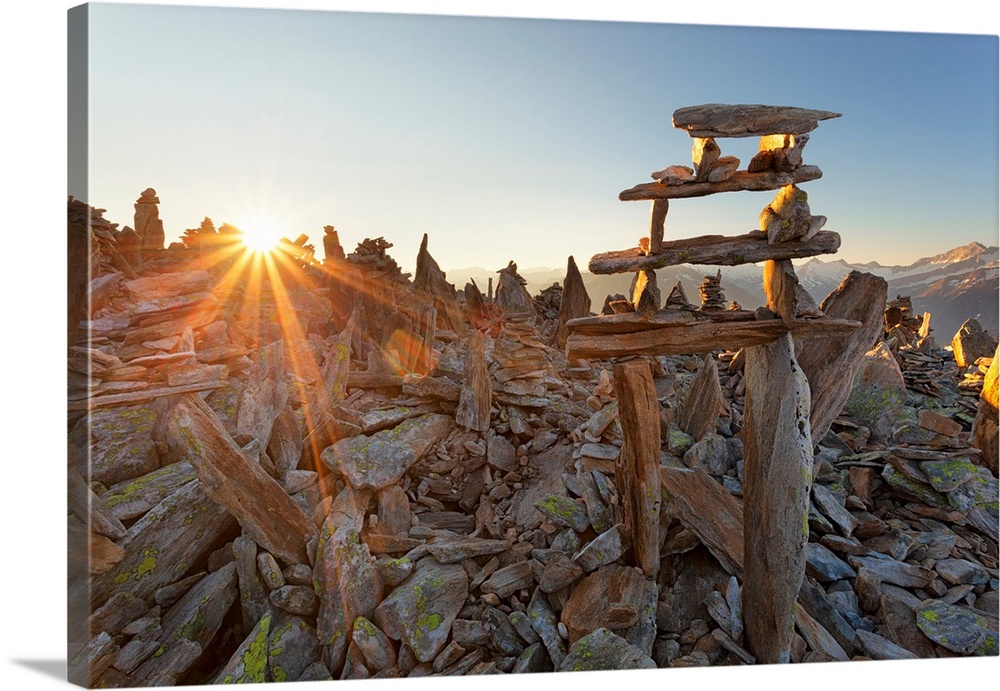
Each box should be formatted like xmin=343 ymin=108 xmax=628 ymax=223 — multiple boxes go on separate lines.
xmin=447 ymin=241 xmax=999 ymax=341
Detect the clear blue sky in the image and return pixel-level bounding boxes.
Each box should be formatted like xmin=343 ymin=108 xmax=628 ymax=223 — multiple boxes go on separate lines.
xmin=79 ymin=2 xmax=999 ymax=274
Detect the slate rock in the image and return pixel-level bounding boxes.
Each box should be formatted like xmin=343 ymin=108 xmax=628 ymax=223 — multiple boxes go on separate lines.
xmin=945 ymin=466 xmax=999 ymax=514
xmin=915 ymin=601 xmax=997 ymax=655
xmin=573 ymin=523 xmax=630 ymax=572
xmin=512 ymin=642 xmax=549 ymax=673
xmin=527 ymin=587 xmax=567 ymax=668
xmin=811 ymin=483 xmax=858 ymax=537
xmin=427 ymin=537 xmax=510 ymax=564
xmin=480 ymin=561 xmax=534 ymax=599
xmin=321 ymin=413 xmax=454 ymax=489
xmin=682 ymin=434 xmax=738 ymax=476
xmin=351 ymin=616 xmax=397 ymax=672
xmin=483 ymin=606 xmax=525 ymax=657
xmin=71 ymin=404 xmax=161 ymax=486
xmin=934 ymin=558 xmax=991 ymax=586
xmin=487 ymin=434 xmax=518 ymax=472
xmin=919 ymin=458 xmax=980 ymax=493
xmin=266 ymin=614 xmax=321 ymax=683
xmin=270 ymin=586 xmax=319 ymax=617
xmin=806 ymin=542 xmax=856 ymax=582
xmin=534 ymin=494 xmax=591 ymax=532
xmin=213 ymin=613 xmax=272 ymax=684
xmin=854 ymin=629 xmax=919 ymax=660
xmin=847 ymin=555 xmax=934 ymax=588
xmin=557 ymin=628 xmax=656 ymax=672
xmin=844 ymin=342 xmax=907 ymax=441
xmin=373 ymin=559 xmax=468 ymax=663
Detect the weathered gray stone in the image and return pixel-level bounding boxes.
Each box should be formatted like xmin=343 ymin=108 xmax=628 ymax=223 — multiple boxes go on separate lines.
xmin=573 ymin=523 xmax=630 ymax=572
xmin=844 ymin=342 xmax=907 ymax=441
xmin=915 ymin=601 xmax=997 ymax=655
xmin=557 ymin=628 xmax=656 ymax=672
xmin=426 ymin=537 xmax=510 ymax=564
xmin=480 ymin=561 xmax=534 ymax=599
xmin=213 ymin=613 xmax=272 ymax=684
xmin=321 ymin=413 xmax=454 ymax=489
xmin=267 ymin=614 xmax=321 ymax=683
xmin=487 ymin=432 xmax=518 ymax=472
xmin=805 ymin=542 xmax=856 ymax=582
xmin=101 ymin=462 xmax=196 ymax=523
xmin=512 ymin=642 xmax=549 ymax=673
xmin=934 ymin=558 xmax=991 ymax=586
xmin=351 ymin=616 xmax=396 ymax=673
xmin=373 ymin=559 xmax=468 ymax=663
xmin=528 ymin=587 xmax=566 ymax=668
xmin=919 ymin=458 xmax=980 ymax=493
xmin=811 ymin=483 xmax=858 ymax=537
xmin=854 ymin=629 xmax=919 ymax=660
xmin=741 ymin=333 xmax=813 ymax=664
xmin=483 ymin=606 xmax=524 ymax=657
xmin=534 ymin=494 xmax=590 ymax=532
xmin=847 ymin=555 xmax=934 ymax=588
xmin=71 ymin=404 xmax=162 ymax=486
xmin=270 ymin=586 xmax=319 ymax=617
xmin=683 ymin=433 xmax=738 ymax=476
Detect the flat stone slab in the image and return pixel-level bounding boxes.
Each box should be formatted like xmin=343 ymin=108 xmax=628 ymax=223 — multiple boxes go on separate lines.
xmin=672 ymin=103 xmax=842 ymax=138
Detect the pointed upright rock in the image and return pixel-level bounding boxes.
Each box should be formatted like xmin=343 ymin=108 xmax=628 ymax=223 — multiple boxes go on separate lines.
xmin=556 ymin=256 xmax=591 ymax=349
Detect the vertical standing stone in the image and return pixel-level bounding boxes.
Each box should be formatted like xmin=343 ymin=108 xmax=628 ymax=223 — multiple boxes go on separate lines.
xmin=763 ymin=259 xmax=798 ymax=327
xmin=613 ymin=359 xmax=661 ymax=578
xmin=134 ymin=187 xmax=165 ymax=251
xmin=455 ymin=331 xmax=492 ymax=433
xmin=972 ymin=346 xmax=999 ymax=477
xmin=741 ymin=333 xmax=813 ymax=664
xmin=647 ymin=199 xmax=669 ymax=254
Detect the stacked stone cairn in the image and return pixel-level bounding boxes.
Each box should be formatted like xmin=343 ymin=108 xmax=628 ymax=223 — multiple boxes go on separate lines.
xmin=565 ymin=103 xmax=881 ymax=665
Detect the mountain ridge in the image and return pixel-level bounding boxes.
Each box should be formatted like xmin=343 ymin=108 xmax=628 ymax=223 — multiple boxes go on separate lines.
xmin=444 ymin=241 xmax=999 ymax=341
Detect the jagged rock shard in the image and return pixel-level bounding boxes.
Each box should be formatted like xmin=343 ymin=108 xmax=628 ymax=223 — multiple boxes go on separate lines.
xmin=679 ymin=354 xmax=726 ymax=442
xmin=672 ymin=103 xmax=842 ymax=138
xmin=414 ymin=232 xmax=466 ymax=335
xmin=556 ymin=256 xmax=592 ymax=349
xmin=167 ymin=393 xmax=317 ymax=565
xmin=796 ymin=271 xmax=888 ymax=443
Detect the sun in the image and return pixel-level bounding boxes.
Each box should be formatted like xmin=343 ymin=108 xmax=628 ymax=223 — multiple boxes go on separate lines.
xmin=239 ymin=219 xmax=285 ymax=253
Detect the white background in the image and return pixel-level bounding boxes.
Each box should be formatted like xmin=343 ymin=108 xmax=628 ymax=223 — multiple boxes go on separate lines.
xmin=1 ymin=1 xmax=997 ymax=689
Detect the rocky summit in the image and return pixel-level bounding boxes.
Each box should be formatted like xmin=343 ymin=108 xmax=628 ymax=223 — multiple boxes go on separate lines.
xmin=68 ymin=179 xmax=998 ymax=686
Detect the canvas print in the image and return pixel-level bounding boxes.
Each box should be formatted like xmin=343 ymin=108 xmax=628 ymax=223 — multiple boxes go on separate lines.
xmin=67 ymin=2 xmax=999 ymax=687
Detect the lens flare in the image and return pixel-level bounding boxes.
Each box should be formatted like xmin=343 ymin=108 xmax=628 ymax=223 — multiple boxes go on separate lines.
xmin=240 ymin=220 xmax=284 ymax=252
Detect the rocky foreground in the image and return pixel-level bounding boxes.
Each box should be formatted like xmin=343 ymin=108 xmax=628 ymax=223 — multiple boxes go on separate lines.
xmin=67 ymin=200 xmax=998 ymax=686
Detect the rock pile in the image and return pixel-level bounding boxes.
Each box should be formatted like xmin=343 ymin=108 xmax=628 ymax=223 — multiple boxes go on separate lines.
xmin=69 ymin=180 xmax=997 ymax=683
